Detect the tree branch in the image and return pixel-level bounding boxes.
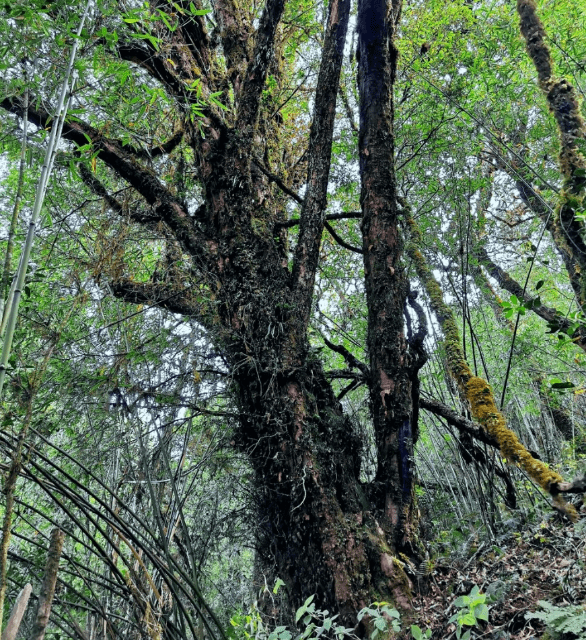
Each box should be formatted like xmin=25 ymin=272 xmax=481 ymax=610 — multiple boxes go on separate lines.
xmin=235 ymin=0 xmax=286 ymax=133
xmin=275 ymin=212 xmax=362 ymax=229
xmin=419 ymin=396 xmax=499 ymax=449
xmin=407 ymin=207 xmax=577 ymax=519
xmin=289 ymin=0 xmax=351 ymax=333
xmin=473 ymin=244 xmax=586 ymax=350
xmin=113 ymin=38 xmax=226 ymax=134
xmin=115 ymin=40 xmax=200 ymax=103
xmin=489 ymin=135 xmax=582 ymax=303
xmin=150 ymin=127 xmax=186 ymax=158
xmin=1 ymin=96 xmax=209 ymax=263
xmin=324 ymin=221 xmax=363 ymax=254
xmin=252 ymin=159 xmax=303 ymax=204
xmin=322 ymin=336 xmax=370 ymax=376
xmin=214 ymin=0 xmax=252 ymax=96
xmin=517 ymin=0 xmax=586 ymax=305
xmin=173 ymin=0 xmax=214 ymax=76
xmin=109 ymin=279 xmax=210 ymax=318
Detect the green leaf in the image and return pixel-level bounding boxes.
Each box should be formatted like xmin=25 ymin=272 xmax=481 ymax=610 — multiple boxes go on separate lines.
xmin=273 ymin=578 xmax=285 ymax=594
xmin=454 ymin=596 xmax=470 ymax=608
xmin=474 ymin=604 xmax=489 ymax=621
xmin=188 ymin=4 xmax=210 ymax=15
xmin=460 ymin=613 xmax=477 ymax=627
xmin=410 ymin=625 xmax=423 ymax=640
xmin=374 ymin=618 xmax=387 ymax=631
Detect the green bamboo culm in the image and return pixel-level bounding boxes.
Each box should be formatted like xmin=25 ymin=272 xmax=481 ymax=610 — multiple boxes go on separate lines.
xmin=0 ymin=0 xmax=92 ymax=402
xmin=0 ymin=85 xmax=29 ymax=327
xmin=0 ymin=4 xmax=93 ymax=630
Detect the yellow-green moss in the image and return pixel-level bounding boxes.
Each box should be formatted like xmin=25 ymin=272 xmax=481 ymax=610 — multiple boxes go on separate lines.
xmin=404 ymin=209 xmax=577 ymax=521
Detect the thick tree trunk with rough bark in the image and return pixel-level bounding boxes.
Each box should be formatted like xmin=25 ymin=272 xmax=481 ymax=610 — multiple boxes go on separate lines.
xmin=358 ymin=0 xmax=420 ymax=561
xmin=0 ymin=0 xmax=418 ymax=624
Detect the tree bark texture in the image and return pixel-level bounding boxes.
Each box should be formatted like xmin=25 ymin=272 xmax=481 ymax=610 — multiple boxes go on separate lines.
xmin=357 ymin=0 xmax=419 ymax=563
xmin=30 ymin=528 xmax=65 ymax=640
xmin=0 ymin=0 xmax=417 ymax=622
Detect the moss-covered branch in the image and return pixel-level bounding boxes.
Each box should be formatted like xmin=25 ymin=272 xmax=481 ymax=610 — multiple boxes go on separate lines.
xmin=404 ymin=206 xmax=577 ymax=520
xmin=517 ymin=0 xmax=586 ymax=306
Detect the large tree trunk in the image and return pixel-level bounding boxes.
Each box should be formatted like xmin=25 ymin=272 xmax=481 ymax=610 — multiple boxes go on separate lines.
xmin=228 ymin=337 xmax=415 ymax=621
xmin=358 ymin=0 xmax=419 ymax=558
xmin=235 ymin=358 xmax=383 ymax=621
xmin=0 ymin=0 xmax=418 ymax=625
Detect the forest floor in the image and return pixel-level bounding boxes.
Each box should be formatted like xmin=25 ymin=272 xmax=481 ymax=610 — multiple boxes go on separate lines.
xmin=415 ymin=510 xmax=586 ymax=639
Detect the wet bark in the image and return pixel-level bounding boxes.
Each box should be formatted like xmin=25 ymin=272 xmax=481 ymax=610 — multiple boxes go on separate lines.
xmin=358 ymin=0 xmax=418 ymax=560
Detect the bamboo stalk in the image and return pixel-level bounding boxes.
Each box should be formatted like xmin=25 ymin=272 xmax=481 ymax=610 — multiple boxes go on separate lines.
xmin=0 ymin=86 xmax=29 ymax=322
xmin=1 ymin=583 xmax=32 ymax=640
xmin=0 ymin=0 xmax=91 ymax=400
xmin=0 ymin=297 xmax=82 ymax=631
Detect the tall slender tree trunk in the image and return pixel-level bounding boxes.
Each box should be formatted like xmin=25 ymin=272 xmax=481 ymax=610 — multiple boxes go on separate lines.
xmin=358 ymin=0 xmax=420 ymax=558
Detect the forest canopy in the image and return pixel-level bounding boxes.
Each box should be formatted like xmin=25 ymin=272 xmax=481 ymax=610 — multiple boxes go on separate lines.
xmin=1 ymin=0 xmax=586 ymax=637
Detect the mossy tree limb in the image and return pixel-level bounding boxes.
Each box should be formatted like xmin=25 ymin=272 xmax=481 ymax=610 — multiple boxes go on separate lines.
xmin=404 ymin=206 xmax=577 ymax=520
xmin=516 ymin=0 xmax=586 ymax=307
xmin=472 ymin=244 xmax=586 ymax=350
xmin=489 ymin=132 xmax=583 ymax=306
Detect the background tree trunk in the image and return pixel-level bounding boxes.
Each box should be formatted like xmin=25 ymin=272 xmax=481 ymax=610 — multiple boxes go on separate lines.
xmin=30 ymin=529 xmax=65 ymax=640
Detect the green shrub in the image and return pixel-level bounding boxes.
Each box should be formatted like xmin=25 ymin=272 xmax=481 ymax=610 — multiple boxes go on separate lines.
xmin=228 ymin=584 xmax=401 ymax=640
xmin=448 ymin=586 xmax=489 ymax=640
